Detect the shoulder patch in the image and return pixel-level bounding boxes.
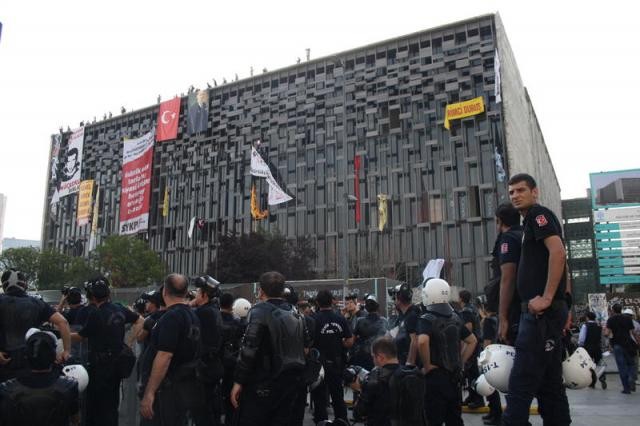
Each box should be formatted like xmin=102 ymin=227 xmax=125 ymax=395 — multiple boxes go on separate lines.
xmin=535 ymin=214 xmax=548 ymax=227
xmin=500 ymin=243 xmax=509 ymax=254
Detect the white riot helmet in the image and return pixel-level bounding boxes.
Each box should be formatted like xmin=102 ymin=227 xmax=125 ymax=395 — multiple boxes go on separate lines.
xmin=25 ymin=327 xmax=63 ymax=355
xmin=477 ymin=344 xmax=516 ymax=393
xmin=233 ymin=298 xmax=251 ymax=318
xmin=474 ymin=374 xmax=496 ymax=397
xmin=421 ymin=278 xmax=450 ymax=305
xmin=63 ymin=364 xmax=90 ymax=392
xmin=562 ymin=347 xmax=596 ymax=389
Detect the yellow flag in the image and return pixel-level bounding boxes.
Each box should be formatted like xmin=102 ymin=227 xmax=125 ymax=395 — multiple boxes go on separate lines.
xmin=251 ymin=184 xmax=269 ymax=220
xmin=444 ymin=96 xmax=485 ymax=130
xmin=162 ymin=186 xmax=169 ymax=217
xmin=77 ymin=180 xmax=94 ymax=226
xmin=377 ymin=194 xmax=388 ymax=231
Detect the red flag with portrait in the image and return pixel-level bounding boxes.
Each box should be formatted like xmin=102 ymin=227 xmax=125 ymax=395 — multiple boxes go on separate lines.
xmin=156 ymin=98 xmax=181 ymax=142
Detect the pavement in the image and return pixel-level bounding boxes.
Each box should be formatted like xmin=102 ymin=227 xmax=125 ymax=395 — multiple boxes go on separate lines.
xmin=303 ymin=374 xmax=640 ymax=425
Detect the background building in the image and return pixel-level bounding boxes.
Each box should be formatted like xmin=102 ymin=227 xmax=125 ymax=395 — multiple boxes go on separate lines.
xmin=562 ymin=194 xmax=599 ymax=303
xmin=1 ymin=237 xmax=41 ymax=252
xmin=41 ymin=14 xmax=561 ymax=294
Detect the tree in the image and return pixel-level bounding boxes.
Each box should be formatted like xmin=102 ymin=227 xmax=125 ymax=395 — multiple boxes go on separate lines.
xmin=93 ymin=235 xmax=166 ymax=287
xmin=0 ymin=247 xmax=40 ymax=282
xmin=38 ymin=249 xmax=71 ymax=289
xmin=208 ymin=231 xmax=317 ymax=283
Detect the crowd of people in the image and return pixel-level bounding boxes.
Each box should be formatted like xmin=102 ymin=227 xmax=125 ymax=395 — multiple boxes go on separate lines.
xmin=0 ymin=172 xmax=638 ymax=426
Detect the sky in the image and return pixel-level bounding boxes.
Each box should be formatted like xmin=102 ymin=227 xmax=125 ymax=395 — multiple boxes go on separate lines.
xmin=1 ymin=0 xmax=639 ymax=241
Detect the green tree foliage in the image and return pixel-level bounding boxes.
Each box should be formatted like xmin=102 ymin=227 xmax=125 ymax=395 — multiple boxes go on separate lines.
xmin=38 ymin=249 xmax=72 ymax=289
xmin=93 ymin=235 xmax=166 ymax=287
xmin=208 ymin=231 xmax=316 ymax=283
xmin=0 ymin=247 xmax=40 ymax=282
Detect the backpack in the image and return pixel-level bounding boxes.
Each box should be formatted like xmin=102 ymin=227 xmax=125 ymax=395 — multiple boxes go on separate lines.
xmin=389 ymin=366 xmax=425 ymax=426
xmin=484 ymin=276 xmax=500 ymax=314
xmin=264 ymin=303 xmax=306 ymax=376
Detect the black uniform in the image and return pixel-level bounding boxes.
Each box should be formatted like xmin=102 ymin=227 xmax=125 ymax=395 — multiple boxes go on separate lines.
xmin=291 ymin=313 xmax=316 ymax=426
xmin=0 ymin=288 xmax=56 ymax=382
xmin=142 ymin=303 xmax=203 ymax=426
xmin=193 ymin=302 xmax=224 ymax=426
xmin=0 ymin=370 xmax=79 ymax=426
xmin=482 ymin=315 xmax=502 ymax=420
xmin=63 ymin=305 xmax=84 ymax=327
xmin=78 ymin=302 xmax=139 ymax=426
xmin=234 ymin=299 xmax=311 ymax=426
xmin=311 ymin=308 xmax=352 ymax=423
xmin=459 ymin=304 xmax=482 ymax=406
xmin=391 ymin=304 xmax=420 ymax=366
xmin=220 ymin=311 xmax=244 ymax=426
xmin=352 ymin=313 xmax=388 ymax=370
xmin=490 ymin=225 xmax=523 ymax=342
xmin=417 ymin=303 xmax=471 ymax=426
xmin=355 ymin=363 xmax=400 ymax=426
xmin=503 ymin=204 xmax=570 ymax=426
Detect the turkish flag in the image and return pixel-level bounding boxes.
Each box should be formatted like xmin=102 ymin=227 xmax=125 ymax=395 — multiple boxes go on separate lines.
xmin=156 ymin=98 xmax=181 ymax=142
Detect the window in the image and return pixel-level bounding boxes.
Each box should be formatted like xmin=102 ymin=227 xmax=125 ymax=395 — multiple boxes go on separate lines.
xmin=568 ymin=239 xmax=593 ymax=259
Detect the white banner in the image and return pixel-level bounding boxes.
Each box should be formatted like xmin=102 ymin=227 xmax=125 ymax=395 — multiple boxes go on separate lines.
xmin=250 ymin=146 xmax=293 ymax=205
xmin=494 ymin=49 xmax=502 ymax=103
xmin=250 ymin=147 xmax=271 ymax=177
xmin=58 ymin=127 xmax=84 ymax=197
xmin=422 ymin=259 xmax=445 ymax=283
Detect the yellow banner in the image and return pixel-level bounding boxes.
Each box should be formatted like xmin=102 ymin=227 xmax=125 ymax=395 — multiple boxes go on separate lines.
xmin=91 ymin=186 xmax=100 ymax=234
xmin=77 ymin=180 xmax=94 ymax=226
xmin=377 ymin=194 xmax=388 ymax=231
xmin=162 ymin=186 xmax=170 ymax=217
xmin=444 ymin=96 xmax=485 ymax=130
xmin=251 ymin=184 xmax=269 ymax=220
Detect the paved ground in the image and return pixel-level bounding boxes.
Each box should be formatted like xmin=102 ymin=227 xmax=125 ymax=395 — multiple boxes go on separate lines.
xmin=302 ymin=374 xmax=640 ymax=425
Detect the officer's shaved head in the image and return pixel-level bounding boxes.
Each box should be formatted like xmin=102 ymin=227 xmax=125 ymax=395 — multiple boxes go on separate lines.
xmin=372 ymin=336 xmax=397 ymax=359
xmin=259 ymin=271 xmax=285 ymax=298
xmin=164 ymin=273 xmax=189 ymax=297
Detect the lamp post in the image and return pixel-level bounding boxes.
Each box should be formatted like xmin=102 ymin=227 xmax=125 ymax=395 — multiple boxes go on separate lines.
xmin=343 ymin=194 xmax=358 ymax=284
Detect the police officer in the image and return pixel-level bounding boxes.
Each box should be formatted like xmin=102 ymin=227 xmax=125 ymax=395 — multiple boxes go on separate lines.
xmin=343 ymin=293 xmax=365 ymax=332
xmin=492 ymin=203 xmax=524 ymax=345
xmin=388 ymin=283 xmax=420 ymax=366
xmin=311 ymin=289 xmax=353 ymax=425
xmin=72 ymin=276 xmax=142 ymax=426
xmin=502 ymin=173 xmax=571 ymax=425
xmin=230 ymin=271 xmax=312 ymax=426
xmin=352 ymin=294 xmax=388 ymax=370
xmin=219 ymin=292 xmax=244 ymax=426
xmin=192 ymin=275 xmax=224 ymax=426
xmin=60 ymin=286 xmax=85 ymax=327
xmin=417 ymin=278 xmax=477 ymax=426
xmin=136 ymin=289 xmax=166 ymax=350
xmin=0 ymin=269 xmax=71 ymax=382
xmin=0 ymin=330 xmax=80 ymax=426
xmin=458 ymin=289 xmax=484 ymax=409
xmin=140 ymin=274 xmax=204 ymax=425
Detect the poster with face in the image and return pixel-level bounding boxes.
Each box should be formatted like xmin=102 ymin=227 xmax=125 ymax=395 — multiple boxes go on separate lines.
xmin=57 ymin=127 xmax=84 ymax=197
xmin=187 ymin=89 xmax=209 ymax=134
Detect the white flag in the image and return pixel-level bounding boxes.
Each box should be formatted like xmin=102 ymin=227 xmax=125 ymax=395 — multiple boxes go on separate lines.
xmin=494 ymin=49 xmax=502 ymax=104
xmin=188 ymin=216 xmax=196 ymax=239
xmin=422 ymin=259 xmax=445 ymax=283
xmin=250 ymin=146 xmax=293 ymax=205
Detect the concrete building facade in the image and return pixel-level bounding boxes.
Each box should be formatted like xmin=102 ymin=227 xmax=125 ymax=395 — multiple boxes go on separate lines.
xmin=41 ymin=14 xmax=561 ymax=294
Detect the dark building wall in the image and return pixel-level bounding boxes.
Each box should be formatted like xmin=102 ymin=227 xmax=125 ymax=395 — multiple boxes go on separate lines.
xmin=42 ymin=14 xmax=559 ymax=294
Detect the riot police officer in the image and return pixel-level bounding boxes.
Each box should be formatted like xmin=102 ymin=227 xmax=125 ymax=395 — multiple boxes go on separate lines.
xmin=219 ymin=292 xmax=244 ymax=426
xmin=458 ymin=289 xmax=484 ymax=409
xmin=0 ymin=269 xmax=71 ymax=382
xmin=230 ymin=271 xmax=312 ymax=426
xmin=417 ymin=279 xmax=477 ymax=426
xmin=311 ymin=289 xmax=353 ymax=425
xmin=140 ymin=274 xmax=204 ymax=425
xmin=0 ymin=330 xmax=80 ymax=426
xmin=343 ymin=293 xmax=365 ymax=332
xmin=503 ymin=174 xmax=571 ymax=426
xmin=59 ymin=286 xmax=85 ymax=327
xmin=192 ymin=275 xmax=224 ymax=426
xmin=352 ymin=294 xmax=388 ymax=370
xmin=388 ymin=283 xmax=420 ymax=366
xmin=72 ymin=276 xmax=142 ymax=426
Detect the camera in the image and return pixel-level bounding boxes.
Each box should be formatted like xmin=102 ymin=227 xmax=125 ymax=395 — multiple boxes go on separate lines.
xmin=387 ymin=283 xmax=412 ymax=302
xmin=343 ymin=365 xmax=369 ymax=386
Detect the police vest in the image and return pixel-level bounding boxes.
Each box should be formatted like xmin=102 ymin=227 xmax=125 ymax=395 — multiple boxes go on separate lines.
xmin=421 ymin=308 xmax=463 ymax=374
xmin=0 ymin=294 xmax=46 ymax=352
xmin=0 ymin=377 xmax=77 ymax=426
xmin=356 ymin=314 xmax=387 ymax=350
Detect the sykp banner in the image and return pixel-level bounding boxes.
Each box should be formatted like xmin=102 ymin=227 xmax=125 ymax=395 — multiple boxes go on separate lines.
xmin=58 ymin=127 xmax=84 ymax=197
xmin=119 ymin=131 xmax=154 ymax=235
xmin=77 ymin=180 xmax=94 ymax=226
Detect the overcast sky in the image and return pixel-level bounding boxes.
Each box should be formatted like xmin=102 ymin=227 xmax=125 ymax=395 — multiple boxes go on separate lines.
xmin=1 ymin=0 xmax=639 ymax=241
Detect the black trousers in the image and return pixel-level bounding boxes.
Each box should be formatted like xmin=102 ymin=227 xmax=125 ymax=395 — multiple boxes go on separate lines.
xmin=236 ymin=372 xmax=301 ymax=426
xmin=152 ymin=379 xmax=206 ymax=426
xmin=191 ymin=381 xmax=220 ymax=426
xmin=220 ymin=370 xmax=235 ymax=426
xmin=487 ymin=390 xmax=502 ymax=418
xmin=85 ymin=368 xmax=121 ymax=426
xmin=424 ymin=368 xmax=463 ymax=426
xmin=290 ymin=381 xmax=308 ymax=426
xmin=464 ymin=347 xmax=483 ymax=404
xmin=311 ymin=363 xmax=348 ymax=423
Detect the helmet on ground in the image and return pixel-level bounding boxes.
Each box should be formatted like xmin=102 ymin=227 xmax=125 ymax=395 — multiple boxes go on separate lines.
xmin=477 ymin=344 xmax=516 ymax=393
xmin=1 ymin=269 xmax=28 ymax=292
xmin=63 ymin=364 xmax=90 ymax=392
xmin=421 ymin=278 xmax=450 ymax=305
xmin=562 ymin=347 xmax=596 ymax=390
xmin=232 ymin=298 xmax=251 ymax=318
xmin=474 ymin=374 xmax=496 ymax=397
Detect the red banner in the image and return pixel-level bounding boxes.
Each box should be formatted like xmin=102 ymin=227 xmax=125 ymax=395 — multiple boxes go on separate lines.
xmin=354 ymin=155 xmax=361 ymax=223
xmin=119 ymin=132 xmax=154 ymax=235
xmin=156 ymin=97 xmax=181 ymax=142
